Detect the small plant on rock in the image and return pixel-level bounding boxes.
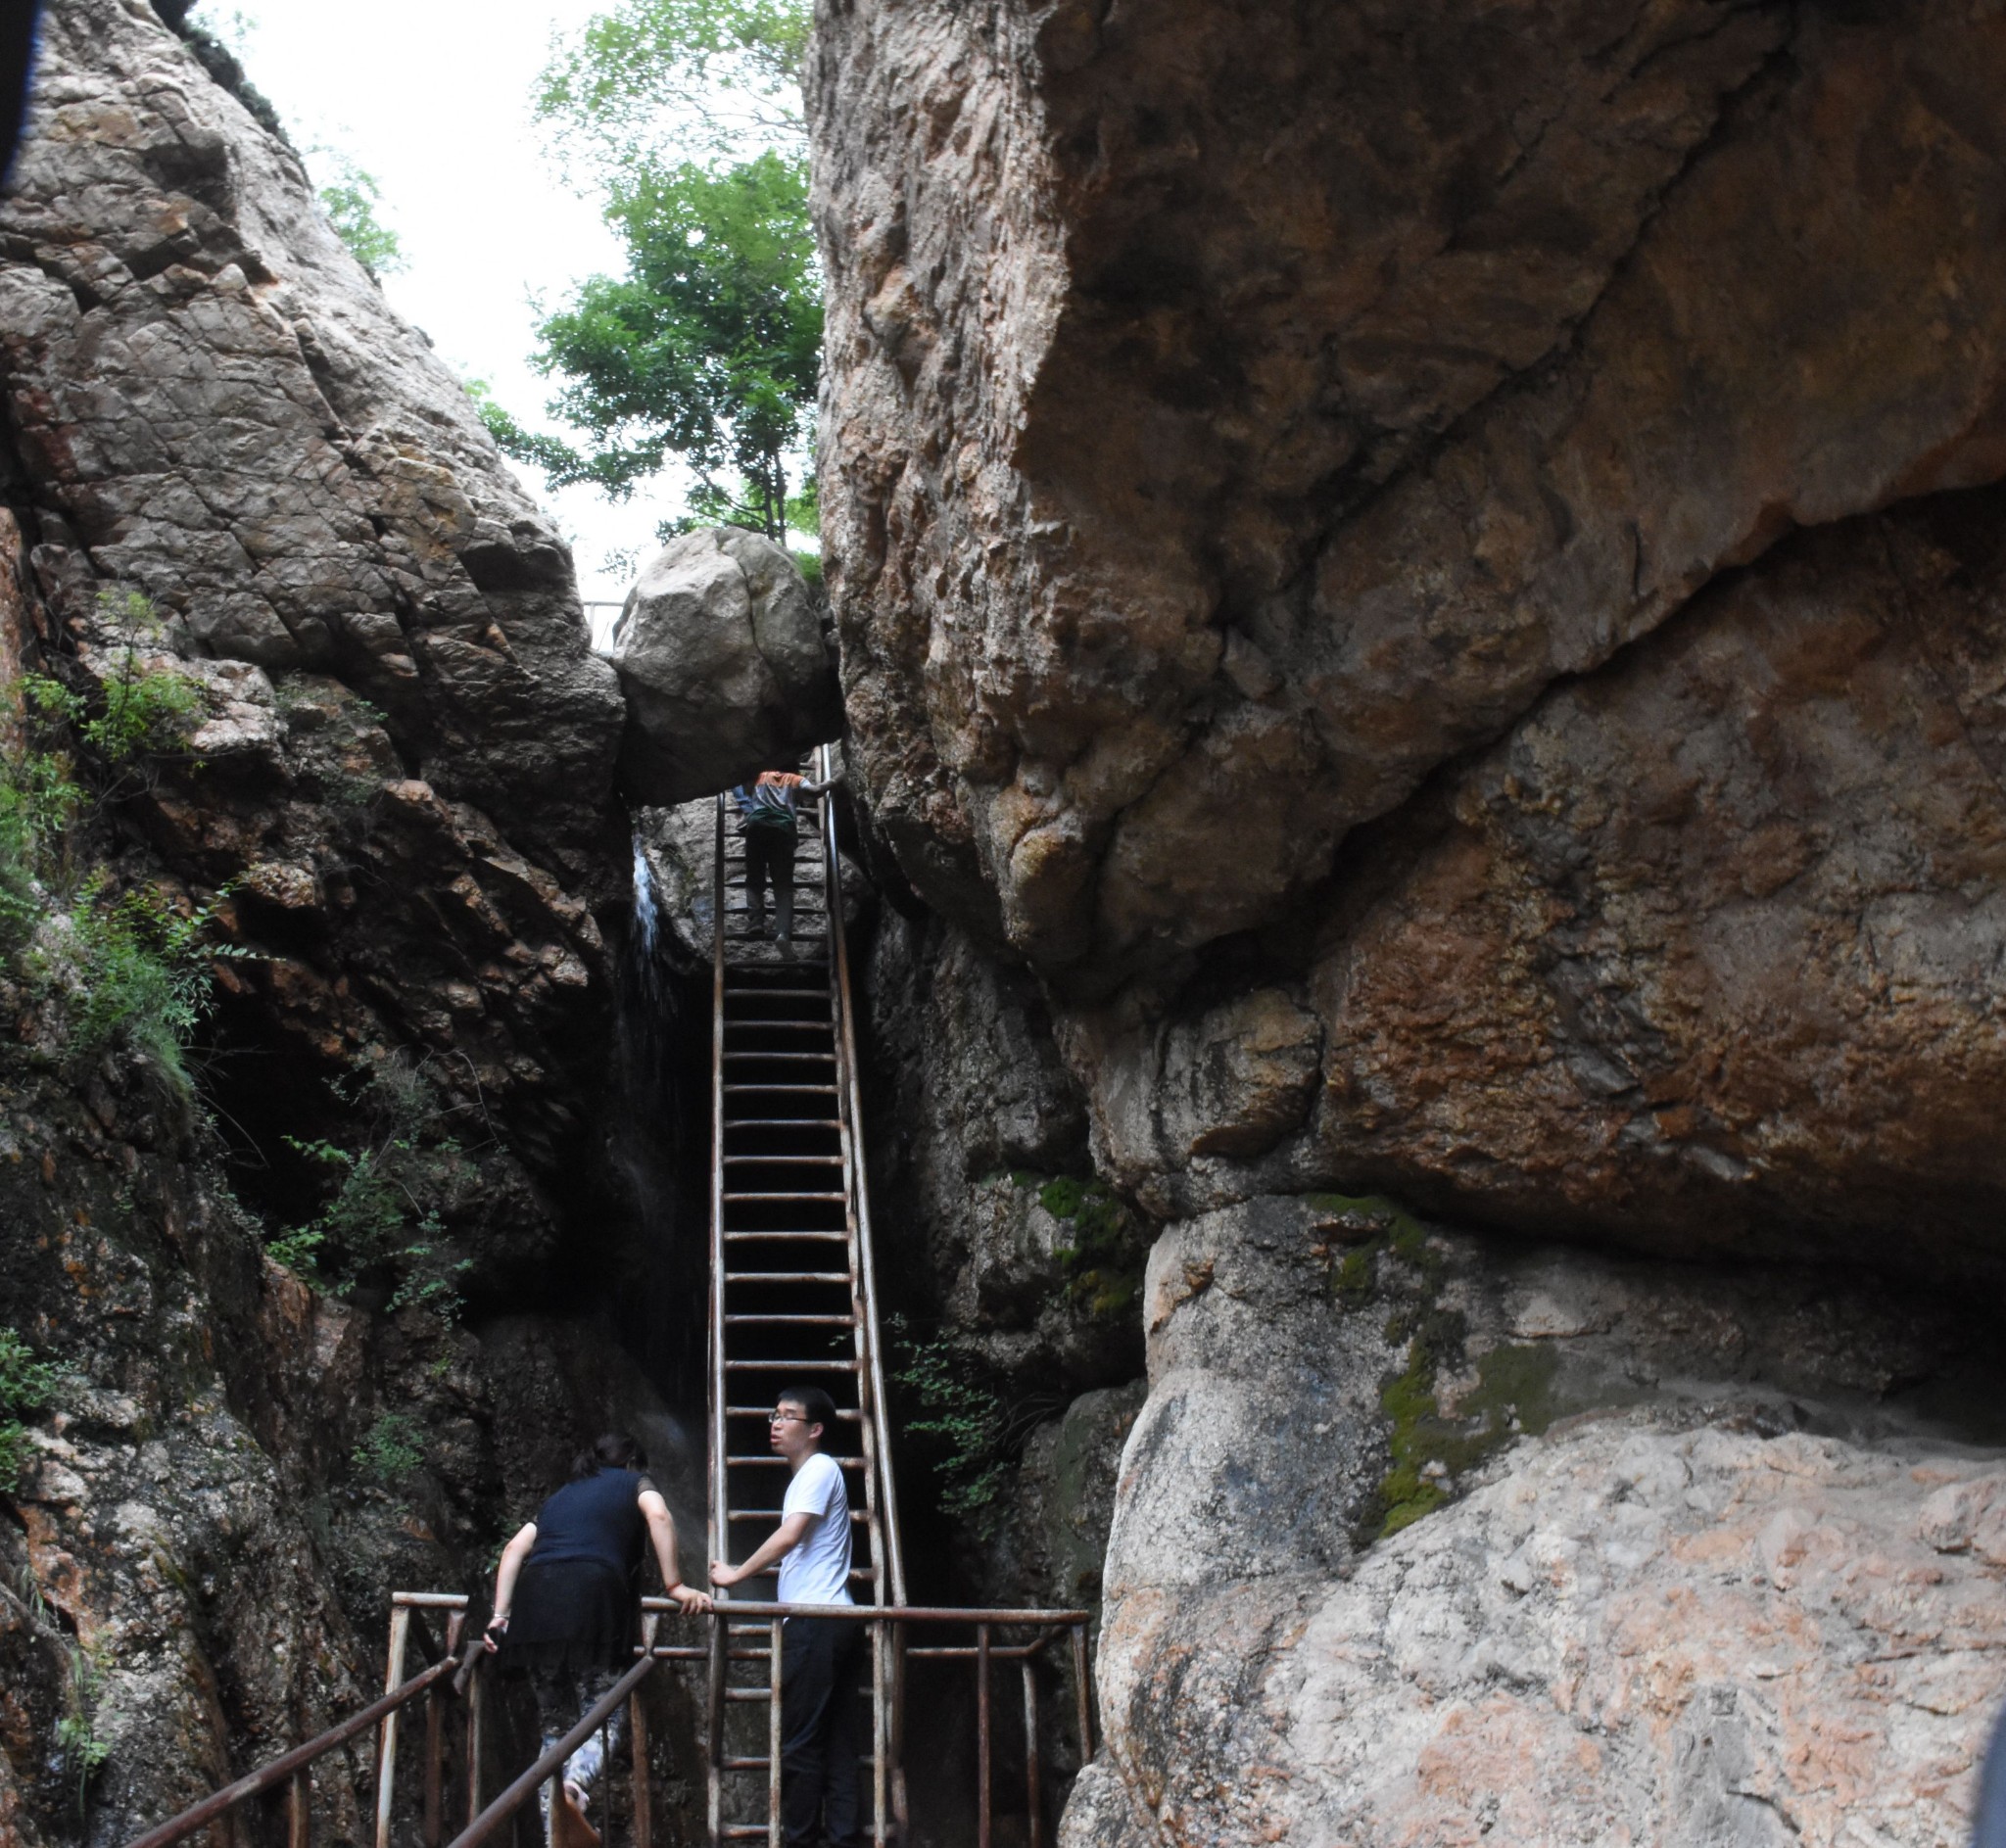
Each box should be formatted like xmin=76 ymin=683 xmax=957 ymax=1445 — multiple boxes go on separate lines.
xmin=353 ymin=1410 xmax=425 ymax=1486
xmin=55 ymin=1638 xmax=113 ymax=1816
xmin=269 ymin=1059 xmax=474 ymax=1328
xmin=1039 ymin=1174 xmax=1146 ymax=1319
xmin=65 ymin=880 xmax=245 ymax=1101
xmin=0 ymin=1327 xmax=63 ymax=1494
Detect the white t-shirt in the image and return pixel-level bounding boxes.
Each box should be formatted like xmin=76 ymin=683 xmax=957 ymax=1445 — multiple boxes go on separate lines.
xmin=777 ymin=1451 xmax=853 ymax=1608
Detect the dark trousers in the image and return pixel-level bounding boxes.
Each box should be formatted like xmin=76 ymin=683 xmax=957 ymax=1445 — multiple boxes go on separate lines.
xmin=743 ymin=826 xmax=796 ymax=938
xmin=780 ymin=1618 xmax=863 ymax=1848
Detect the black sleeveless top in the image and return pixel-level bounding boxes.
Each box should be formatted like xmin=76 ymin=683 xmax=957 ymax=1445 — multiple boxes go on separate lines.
xmin=529 ymin=1467 xmax=650 ymax=1579
xmin=501 ymin=1468 xmax=653 ymax=1671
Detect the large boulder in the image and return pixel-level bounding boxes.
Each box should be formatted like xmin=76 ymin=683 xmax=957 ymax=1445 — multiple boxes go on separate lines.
xmin=611 ymin=528 xmax=841 ymax=804
xmin=811 ymin=0 xmax=2006 ymax=992
xmin=1067 ymin=1196 xmax=2006 ymax=1847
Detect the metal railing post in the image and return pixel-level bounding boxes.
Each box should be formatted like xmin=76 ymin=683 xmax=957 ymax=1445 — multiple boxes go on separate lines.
xmin=632 ymin=1608 xmax=657 ymax=1848
xmin=768 ymin=1618 xmax=785 ymax=1848
xmin=376 ymin=1602 xmax=412 ymax=1848
xmin=1023 ymin=1659 xmax=1042 ymax=1848
xmin=977 ymin=1624 xmax=992 ymax=1848
xmin=1070 ymin=1623 xmax=1093 ymax=1762
xmin=289 ymin=1767 xmax=310 ymax=1848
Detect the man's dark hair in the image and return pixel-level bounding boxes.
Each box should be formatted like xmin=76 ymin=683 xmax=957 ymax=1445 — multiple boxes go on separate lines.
xmin=570 ymin=1430 xmax=645 ymax=1480
xmin=777 ymin=1386 xmax=836 ymax=1444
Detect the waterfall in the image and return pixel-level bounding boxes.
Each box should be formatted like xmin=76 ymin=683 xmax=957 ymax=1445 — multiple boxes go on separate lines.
xmin=633 ymin=829 xmax=659 ymax=961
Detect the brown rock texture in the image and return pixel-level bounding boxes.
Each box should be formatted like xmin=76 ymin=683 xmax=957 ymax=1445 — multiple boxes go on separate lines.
xmin=813 ymin=0 xmax=2006 ymax=990
xmin=809 ymin=4 xmax=2006 ymax=1842
xmin=0 ymin=8 xmax=675 ymax=1838
xmin=2 ymin=0 xmax=622 ymax=857
xmin=1066 ymin=488 xmax=2006 ymax=1273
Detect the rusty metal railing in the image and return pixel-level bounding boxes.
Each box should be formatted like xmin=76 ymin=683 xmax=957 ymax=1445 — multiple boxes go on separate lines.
xmin=122 ymin=1591 xmax=1095 ymax=1848
xmin=446 ymin=1598 xmax=1092 ymax=1848
xmin=123 ymin=1591 xmax=468 ymax=1848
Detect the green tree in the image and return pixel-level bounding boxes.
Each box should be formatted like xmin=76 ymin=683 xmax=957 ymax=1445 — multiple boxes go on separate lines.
xmin=487 ymin=0 xmax=819 ymax=545
xmin=316 ymin=154 xmax=405 ymax=279
xmin=537 ymin=0 xmax=807 ymax=172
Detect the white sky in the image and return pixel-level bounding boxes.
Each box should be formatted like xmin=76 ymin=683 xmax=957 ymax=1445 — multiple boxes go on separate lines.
xmin=194 ymin=0 xmax=693 ymax=616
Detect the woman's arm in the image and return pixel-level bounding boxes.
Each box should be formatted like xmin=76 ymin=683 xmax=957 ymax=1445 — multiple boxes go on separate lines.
xmin=639 ymin=1488 xmax=712 ymax=1614
xmin=802 ymin=768 xmax=845 ymax=797
xmin=483 ymin=1522 xmax=538 ymax=1652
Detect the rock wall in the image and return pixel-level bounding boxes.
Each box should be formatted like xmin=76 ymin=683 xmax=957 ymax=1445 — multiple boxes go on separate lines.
xmin=0 ymin=7 xmax=688 ymax=1841
xmin=809 ymin=1 xmax=2006 ymax=1842
xmin=1068 ymin=1196 xmax=2006 ymax=1847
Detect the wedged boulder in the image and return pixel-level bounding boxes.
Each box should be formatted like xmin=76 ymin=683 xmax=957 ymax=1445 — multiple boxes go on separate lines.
xmin=611 ymin=528 xmax=841 ymax=804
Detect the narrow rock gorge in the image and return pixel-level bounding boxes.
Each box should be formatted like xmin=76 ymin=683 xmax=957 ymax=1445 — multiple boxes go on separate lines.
xmin=3 ymin=1 xmax=2005 ymax=1845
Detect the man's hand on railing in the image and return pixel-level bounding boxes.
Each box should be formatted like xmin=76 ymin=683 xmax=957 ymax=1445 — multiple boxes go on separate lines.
xmin=666 ymin=1582 xmax=714 ymax=1615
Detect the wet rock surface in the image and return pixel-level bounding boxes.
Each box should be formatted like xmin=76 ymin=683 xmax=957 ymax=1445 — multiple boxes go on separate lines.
xmin=612 ymin=529 xmax=841 ymax=806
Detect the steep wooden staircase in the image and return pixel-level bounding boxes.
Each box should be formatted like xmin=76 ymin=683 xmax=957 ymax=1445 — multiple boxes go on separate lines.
xmin=706 ymin=745 xmax=907 ymax=1845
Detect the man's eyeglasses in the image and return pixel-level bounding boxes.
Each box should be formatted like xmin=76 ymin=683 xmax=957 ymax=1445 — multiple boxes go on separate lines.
xmin=769 ymin=1409 xmax=806 ymax=1424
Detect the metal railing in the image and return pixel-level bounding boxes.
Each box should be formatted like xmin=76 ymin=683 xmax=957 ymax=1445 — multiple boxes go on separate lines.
xmin=123 ymin=1591 xmax=468 ymax=1848
xmin=122 ymin=1590 xmax=1094 ymax=1848
xmin=445 ymin=1600 xmax=1093 ymax=1848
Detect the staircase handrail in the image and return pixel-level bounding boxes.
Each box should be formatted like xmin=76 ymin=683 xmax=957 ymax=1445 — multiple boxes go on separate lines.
xmin=122 ymin=1640 xmax=465 ymax=1848
xmin=815 ymin=742 xmax=908 ymax=1607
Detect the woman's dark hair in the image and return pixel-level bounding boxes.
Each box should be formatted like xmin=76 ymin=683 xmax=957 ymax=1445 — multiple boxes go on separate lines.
xmin=569 ymin=1431 xmax=645 ymax=1481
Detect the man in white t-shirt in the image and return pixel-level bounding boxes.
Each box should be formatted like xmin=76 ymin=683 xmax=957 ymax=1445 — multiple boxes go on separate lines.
xmin=710 ymin=1385 xmax=860 ymax=1847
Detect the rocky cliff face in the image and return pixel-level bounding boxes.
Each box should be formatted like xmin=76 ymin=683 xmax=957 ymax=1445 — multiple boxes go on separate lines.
xmin=809 ymin=1 xmax=2006 ymax=1841
xmin=0 ymin=7 xmax=688 ymax=1842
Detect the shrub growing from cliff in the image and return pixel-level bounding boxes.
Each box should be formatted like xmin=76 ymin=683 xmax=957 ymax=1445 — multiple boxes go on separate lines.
xmin=0 ymin=1328 xmax=62 ymax=1494
xmin=2 ymin=592 xmax=234 ymax=1100
xmin=268 ymin=1060 xmax=474 ymax=1330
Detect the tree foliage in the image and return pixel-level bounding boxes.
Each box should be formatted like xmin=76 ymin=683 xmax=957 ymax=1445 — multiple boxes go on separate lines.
xmin=316 ymin=155 xmax=406 ymax=278
xmin=536 ymin=0 xmax=807 ymax=172
xmin=488 ymin=0 xmax=820 ymax=545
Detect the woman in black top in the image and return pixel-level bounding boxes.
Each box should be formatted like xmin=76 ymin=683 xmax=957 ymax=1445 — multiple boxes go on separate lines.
xmin=483 ymin=1433 xmax=709 ymax=1837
